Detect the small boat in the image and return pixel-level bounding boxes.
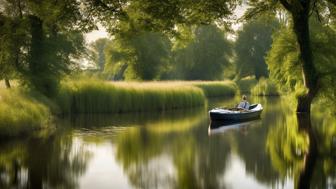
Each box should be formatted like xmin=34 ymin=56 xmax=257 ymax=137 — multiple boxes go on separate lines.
xmin=209 ymin=104 xmax=263 ymax=122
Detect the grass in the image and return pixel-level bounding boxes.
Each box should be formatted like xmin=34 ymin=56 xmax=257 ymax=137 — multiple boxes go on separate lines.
xmin=190 ymin=80 xmax=238 ymax=97
xmin=0 ymin=89 xmax=51 ymax=138
xmin=0 ymin=79 xmax=238 ymax=137
xmin=251 ymin=78 xmax=280 ymax=96
xmin=56 ymin=79 xmax=208 ymax=114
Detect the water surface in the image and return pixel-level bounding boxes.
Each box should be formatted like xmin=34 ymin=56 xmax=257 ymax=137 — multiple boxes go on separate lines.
xmin=0 ymin=97 xmax=335 ymax=189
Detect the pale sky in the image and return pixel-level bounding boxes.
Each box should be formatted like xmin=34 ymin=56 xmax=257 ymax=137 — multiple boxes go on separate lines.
xmin=85 ymin=24 xmax=109 ymax=43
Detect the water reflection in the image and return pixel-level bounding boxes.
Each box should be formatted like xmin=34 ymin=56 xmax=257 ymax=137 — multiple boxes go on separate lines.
xmin=0 ymin=130 xmax=91 ymax=189
xmin=208 ymin=119 xmax=261 ymax=135
xmin=0 ymin=97 xmax=335 ymax=189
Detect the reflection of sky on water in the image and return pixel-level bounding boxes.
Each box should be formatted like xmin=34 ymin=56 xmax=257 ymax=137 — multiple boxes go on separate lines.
xmin=76 ymin=137 xmax=177 ymax=189
xmin=77 ymin=140 xmax=132 ymax=189
xmin=223 ymin=154 xmax=293 ymax=189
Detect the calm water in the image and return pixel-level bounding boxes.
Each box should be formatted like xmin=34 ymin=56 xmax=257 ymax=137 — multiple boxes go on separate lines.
xmin=0 ymin=97 xmax=335 ymax=189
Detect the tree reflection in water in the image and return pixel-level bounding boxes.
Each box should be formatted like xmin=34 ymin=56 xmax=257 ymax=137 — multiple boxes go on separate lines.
xmin=0 ymin=97 xmax=335 ymax=189
xmin=267 ymin=110 xmax=336 ymax=189
xmin=0 ymin=129 xmax=91 ymax=189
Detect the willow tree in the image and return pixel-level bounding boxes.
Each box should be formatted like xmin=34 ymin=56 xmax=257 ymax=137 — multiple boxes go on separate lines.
xmin=246 ymin=0 xmax=336 ymax=112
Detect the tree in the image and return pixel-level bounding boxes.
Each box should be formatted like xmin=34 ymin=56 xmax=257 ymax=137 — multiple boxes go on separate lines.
xmin=87 ymin=38 xmax=111 ymax=71
xmin=0 ymin=8 xmax=27 ymax=88
xmin=235 ymin=15 xmax=280 ymax=80
xmin=104 ymin=32 xmax=171 ymax=80
xmin=174 ymin=25 xmax=232 ymax=80
xmin=0 ymin=0 xmax=94 ymax=95
xmin=245 ymin=0 xmax=336 ymax=112
xmin=267 ymin=18 xmax=336 ymax=105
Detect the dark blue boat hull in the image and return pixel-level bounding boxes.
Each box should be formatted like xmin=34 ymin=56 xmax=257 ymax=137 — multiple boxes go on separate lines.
xmin=209 ymin=109 xmax=262 ymax=121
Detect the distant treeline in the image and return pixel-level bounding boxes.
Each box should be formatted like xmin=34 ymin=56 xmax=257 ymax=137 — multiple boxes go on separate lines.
xmin=87 ymin=17 xmax=279 ymax=82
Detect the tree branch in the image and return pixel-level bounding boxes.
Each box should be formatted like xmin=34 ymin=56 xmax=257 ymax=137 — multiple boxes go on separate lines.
xmin=279 ymin=0 xmax=292 ymax=11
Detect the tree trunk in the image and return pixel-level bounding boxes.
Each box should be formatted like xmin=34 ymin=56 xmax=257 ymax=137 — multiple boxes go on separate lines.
xmin=291 ymin=8 xmax=319 ymax=113
xmin=4 ymin=78 xmax=11 ymax=88
xmin=28 ymin=15 xmax=47 ymax=94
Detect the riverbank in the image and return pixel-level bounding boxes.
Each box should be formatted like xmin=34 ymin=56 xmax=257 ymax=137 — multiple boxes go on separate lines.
xmin=0 ymin=79 xmax=238 ymax=138
xmin=0 ymin=89 xmax=51 ymax=138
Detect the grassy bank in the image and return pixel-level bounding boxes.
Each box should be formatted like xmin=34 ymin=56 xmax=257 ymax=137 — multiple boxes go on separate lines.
xmin=0 ymin=89 xmax=51 ymax=138
xmin=251 ymin=78 xmax=280 ymax=96
xmin=56 ymin=80 xmax=207 ymax=114
xmin=0 ymin=79 xmax=238 ymax=137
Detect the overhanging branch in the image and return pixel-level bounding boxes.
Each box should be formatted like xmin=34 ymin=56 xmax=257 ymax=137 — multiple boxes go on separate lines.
xmin=279 ymin=0 xmax=292 ymax=11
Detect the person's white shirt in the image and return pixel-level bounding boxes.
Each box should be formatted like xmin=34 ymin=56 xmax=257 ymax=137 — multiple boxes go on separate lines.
xmin=237 ymin=101 xmax=250 ymax=110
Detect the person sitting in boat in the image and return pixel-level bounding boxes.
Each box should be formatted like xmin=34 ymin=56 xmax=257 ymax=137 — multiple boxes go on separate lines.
xmin=237 ymin=95 xmax=250 ymax=110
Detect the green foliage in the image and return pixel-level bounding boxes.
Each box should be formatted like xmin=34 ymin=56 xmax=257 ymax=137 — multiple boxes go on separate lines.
xmin=236 ymin=76 xmax=258 ymax=94
xmin=0 ymin=89 xmax=51 ymax=138
xmin=235 ymin=15 xmax=279 ymax=80
xmin=266 ymin=18 xmax=336 ymax=99
xmin=89 ymin=0 xmax=238 ymax=34
xmin=56 ymin=79 xmax=206 ymax=114
xmin=104 ymin=32 xmax=171 ymax=80
xmin=172 ymin=25 xmax=232 ymax=80
xmin=251 ymin=78 xmax=280 ymax=96
xmin=0 ymin=0 xmax=93 ymax=96
xmin=0 ymin=13 xmax=26 ymax=83
xmin=87 ymin=38 xmax=111 ymax=71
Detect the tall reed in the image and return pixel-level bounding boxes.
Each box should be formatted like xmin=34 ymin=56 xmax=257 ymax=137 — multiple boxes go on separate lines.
xmin=191 ymin=80 xmax=238 ymax=97
xmin=57 ymin=79 xmax=206 ymax=114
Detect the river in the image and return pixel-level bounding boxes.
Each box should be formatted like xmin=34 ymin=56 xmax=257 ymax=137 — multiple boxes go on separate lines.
xmin=0 ymin=96 xmax=335 ymax=189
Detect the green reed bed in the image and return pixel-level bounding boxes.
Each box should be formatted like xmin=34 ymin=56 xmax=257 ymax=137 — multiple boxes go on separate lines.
xmin=190 ymin=81 xmax=238 ymax=97
xmin=0 ymin=89 xmax=51 ymax=138
xmin=57 ymin=80 xmax=206 ymax=114
xmin=251 ymin=78 xmax=280 ymax=96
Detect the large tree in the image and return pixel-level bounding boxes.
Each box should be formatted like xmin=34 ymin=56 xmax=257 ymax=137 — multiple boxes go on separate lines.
xmin=174 ymin=25 xmax=232 ymax=80
xmin=245 ymin=0 xmax=336 ymax=112
xmin=0 ymin=0 xmax=94 ymax=95
xmin=235 ymin=15 xmax=280 ymax=80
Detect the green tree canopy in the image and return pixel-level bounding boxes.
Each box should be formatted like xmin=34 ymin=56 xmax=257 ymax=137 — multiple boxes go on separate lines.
xmin=235 ymin=15 xmax=280 ymax=80
xmin=104 ymin=32 xmax=171 ymax=80
xmin=0 ymin=0 xmax=94 ymax=95
xmin=266 ymin=18 xmax=336 ymax=101
xmin=87 ymin=38 xmax=111 ymax=71
xmin=173 ymin=25 xmax=232 ymax=80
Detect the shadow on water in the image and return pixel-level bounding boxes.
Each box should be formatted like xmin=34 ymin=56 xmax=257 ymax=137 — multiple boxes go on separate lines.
xmin=0 ymin=96 xmax=335 ymax=189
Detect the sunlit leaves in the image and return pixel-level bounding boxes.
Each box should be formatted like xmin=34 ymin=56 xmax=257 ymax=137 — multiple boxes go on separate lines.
xmin=266 ymin=19 xmax=336 ymax=100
